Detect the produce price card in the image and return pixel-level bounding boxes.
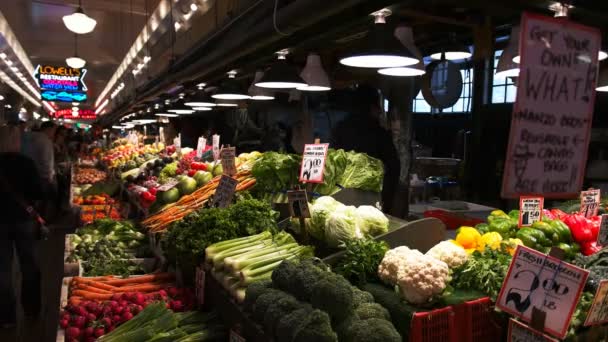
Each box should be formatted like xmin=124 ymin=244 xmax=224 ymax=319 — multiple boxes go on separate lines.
xmin=213 ymin=175 xmax=238 ymax=208
xmin=212 ymin=134 xmax=220 ymax=161
xmin=157 ymin=179 xmax=179 ymax=192
xmin=580 ymin=189 xmax=600 ymax=218
xmin=508 ymin=319 xmax=558 ymax=342
xmin=597 ymin=214 xmax=608 ymax=246
xmin=496 ymin=245 xmax=589 ymax=338
xmin=584 ymin=280 xmax=608 ymax=326
xmin=519 ymin=196 xmax=544 ymax=227
xmin=287 ymin=190 xmax=311 ymax=218
xmin=196 ymin=137 xmax=207 ymax=159
xmin=299 ymin=143 xmax=329 ymax=183
xmin=174 ymin=136 xmax=181 ymax=154
xmin=501 ymin=13 xmax=600 ymax=198
xmin=220 ymin=147 xmax=237 ymax=176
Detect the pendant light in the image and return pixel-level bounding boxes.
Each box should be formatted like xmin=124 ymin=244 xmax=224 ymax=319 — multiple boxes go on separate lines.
xmin=297 ymin=54 xmax=331 ymax=91
xmin=63 ymin=0 xmax=97 ymax=34
xmin=212 ymin=71 xmax=250 ymax=100
xmin=430 ymin=33 xmax=472 ymax=60
xmin=495 ymin=26 xmax=520 ymax=78
xmin=378 ymin=26 xmax=425 ymax=76
xmin=168 ymin=100 xmax=194 ymax=114
xmin=193 ymin=107 xmax=212 ymax=111
xmin=155 ymin=113 xmax=179 ymax=117
xmin=340 ymin=9 xmax=418 ymax=68
xmin=216 ymin=100 xmax=239 ymax=107
xmin=66 ymin=34 xmax=86 ymax=68
xmin=248 ymin=71 xmax=275 ymax=100
xmin=185 ymin=87 xmax=218 ymax=107
xmin=597 ymin=66 xmax=608 ymax=92
xmin=255 ymin=50 xmax=307 ymax=89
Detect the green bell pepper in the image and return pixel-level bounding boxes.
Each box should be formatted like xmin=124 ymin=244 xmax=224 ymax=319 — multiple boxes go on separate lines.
xmin=508 ymin=210 xmax=520 ymax=221
xmin=475 ymin=223 xmax=490 ymax=234
xmin=489 ymin=218 xmax=514 ymax=238
xmin=517 ymin=228 xmax=553 ymax=249
xmin=548 ymin=219 xmax=572 ymax=243
xmin=531 ymin=221 xmax=561 ymax=244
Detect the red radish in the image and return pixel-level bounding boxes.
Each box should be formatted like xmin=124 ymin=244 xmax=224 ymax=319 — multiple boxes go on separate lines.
xmin=85 ymin=337 xmax=96 ymax=342
xmin=107 ymin=325 xmax=115 ymax=332
xmin=167 ymin=287 xmax=178 ymax=298
xmin=112 ymin=315 xmax=121 ymax=323
xmin=121 ymin=311 xmax=133 ymax=322
xmin=102 ymin=317 xmax=112 ymax=327
xmin=109 ymin=300 xmax=119 ymax=308
xmin=158 ymin=289 xmax=167 ymax=298
xmin=111 ymin=294 xmax=121 ymax=301
xmin=112 ymin=306 xmax=124 ymax=315
xmin=77 ymin=306 xmax=88 ymax=317
xmin=66 ymin=327 xmax=80 ymax=339
xmin=170 ymin=300 xmax=183 ymax=311
xmin=134 ymin=293 xmax=146 ymax=305
xmin=119 ymin=300 xmax=128 ymax=307
xmin=62 ymin=313 xmax=71 ymax=322
xmin=86 ymin=313 xmax=97 ymax=323
xmin=102 ymin=306 xmax=113 ymax=315
xmin=73 ymin=316 xmax=86 ymax=328
xmin=84 ymin=327 xmax=94 ymax=337
xmin=94 ymin=327 xmax=105 ymax=337
xmin=59 ymin=319 xmax=69 ymax=329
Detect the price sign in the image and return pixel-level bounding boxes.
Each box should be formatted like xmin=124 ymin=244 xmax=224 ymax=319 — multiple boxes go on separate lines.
xmin=501 ymin=13 xmax=600 ymax=199
xmin=580 ymin=189 xmax=600 ymax=218
xmin=212 ymin=134 xmax=220 ymax=161
xmin=519 ymin=196 xmax=544 ymax=227
xmin=299 ymin=143 xmax=329 ymax=183
xmin=174 ymin=136 xmax=181 ymax=154
xmin=287 ymin=190 xmax=311 ymax=218
xmin=496 ymin=245 xmax=589 ymax=339
xmin=212 ymin=175 xmax=238 ymax=208
xmin=195 ymin=266 xmax=206 ymax=306
xmin=584 ymin=280 xmax=608 ymax=326
xmin=157 ymin=179 xmax=179 ymax=192
xmin=508 ymin=319 xmax=558 ymax=342
xmin=196 ymin=137 xmax=207 ymax=159
xmin=220 ymin=147 xmax=237 ymax=176
xmin=229 ymin=329 xmax=246 ymax=342
xmin=597 ymin=214 xmax=608 ymax=246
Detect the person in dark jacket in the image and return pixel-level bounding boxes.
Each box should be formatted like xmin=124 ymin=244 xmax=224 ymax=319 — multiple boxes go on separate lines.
xmin=0 ymin=124 xmax=45 ymax=328
xmin=331 ymin=85 xmax=401 ymax=213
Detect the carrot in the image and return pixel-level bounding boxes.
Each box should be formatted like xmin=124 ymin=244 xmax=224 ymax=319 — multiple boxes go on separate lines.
xmin=115 ymin=283 xmax=169 ymax=293
xmin=76 ymin=285 xmax=112 ymax=294
xmin=75 ymin=280 xmax=118 ymax=291
xmin=71 ymin=290 xmax=113 ymax=300
xmin=73 ymin=276 xmax=114 ymax=282
xmin=103 ymin=273 xmax=175 ymax=286
xmin=68 ymin=296 xmax=83 ymax=306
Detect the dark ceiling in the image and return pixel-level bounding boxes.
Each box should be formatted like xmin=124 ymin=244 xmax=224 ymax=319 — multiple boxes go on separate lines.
xmin=0 ymin=0 xmax=161 ymax=108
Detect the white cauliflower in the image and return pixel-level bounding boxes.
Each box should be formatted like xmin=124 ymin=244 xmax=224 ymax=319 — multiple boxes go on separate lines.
xmin=425 ymin=241 xmax=469 ymax=268
xmin=378 ymin=246 xmax=449 ymax=305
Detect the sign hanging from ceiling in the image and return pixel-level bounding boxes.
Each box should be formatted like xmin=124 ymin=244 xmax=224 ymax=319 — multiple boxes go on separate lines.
xmin=34 ymin=65 xmax=88 ymax=92
xmin=53 ymin=109 xmax=96 ymax=120
xmin=41 ymin=90 xmax=87 ymax=103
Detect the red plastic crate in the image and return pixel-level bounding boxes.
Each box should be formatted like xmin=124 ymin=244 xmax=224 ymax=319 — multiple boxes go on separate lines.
xmin=410 ymin=306 xmax=457 ymax=342
xmin=453 ymin=297 xmax=503 ymax=342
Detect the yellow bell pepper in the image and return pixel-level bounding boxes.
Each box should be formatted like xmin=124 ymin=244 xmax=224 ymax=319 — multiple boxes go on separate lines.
xmin=455 ymin=227 xmax=482 ymax=251
xmin=502 ymin=238 xmax=523 ymax=255
xmin=478 ymin=232 xmax=503 ymax=251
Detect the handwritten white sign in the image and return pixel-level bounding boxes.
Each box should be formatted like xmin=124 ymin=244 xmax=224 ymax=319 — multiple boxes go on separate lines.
xmin=496 ymin=245 xmax=589 ymax=339
xmin=196 ymin=137 xmax=207 ymax=160
xmin=212 ymin=134 xmax=220 ymax=161
xmin=519 ymin=196 xmax=544 ymax=227
xmin=220 ymin=147 xmax=237 ymax=176
xmin=212 ymin=175 xmax=238 ymax=208
xmin=501 ymin=13 xmax=601 ymax=198
xmin=287 ymin=190 xmax=311 ymax=218
xmin=174 ymin=136 xmax=181 ymax=154
xmin=598 ymin=214 xmax=608 ymax=246
xmin=299 ymin=143 xmax=329 ymax=184
xmin=508 ymin=319 xmax=558 ymax=342
xmin=580 ymin=189 xmax=600 ymax=218
xmin=584 ymin=280 xmax=608 ymax=326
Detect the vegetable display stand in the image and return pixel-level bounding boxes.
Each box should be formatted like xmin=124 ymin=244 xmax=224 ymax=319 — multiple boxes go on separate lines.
xmin=452 ymin=297 xmax=504 ymax=342
xmin=409 ymin=306 xmax=457 ymax=342
xmin=206 ymin=273 xmax=271 ymax=342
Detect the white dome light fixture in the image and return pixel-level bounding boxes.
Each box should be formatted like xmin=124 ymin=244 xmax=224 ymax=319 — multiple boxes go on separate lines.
xmin=212 ymin=71 xmax=251 ymax=100
xmin=66 ymin=56 xmax=86 ymax=69
xmin=429 ymin=32 xmax=472 ymax=61
xmin=62 ymin=0 xmax=97 ymax=34
xmin=378 ymin=25 xmax=426 ymax=77
xmin=248 ymin=71 xmax=275 ymax=100
xmin=340 ymin=9 xmax=419 ymax=69
xmin=255 ymin=50 xmax=307 ymax=89
xmin=298 ymin=54 xmax=331 ymax=91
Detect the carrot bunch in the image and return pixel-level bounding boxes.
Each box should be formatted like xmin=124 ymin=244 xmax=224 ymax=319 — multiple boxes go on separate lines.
xmin=68 ymin=273 xmax=176 ymax=305
xmin=142 ymin=170 xmax=256 ymax=232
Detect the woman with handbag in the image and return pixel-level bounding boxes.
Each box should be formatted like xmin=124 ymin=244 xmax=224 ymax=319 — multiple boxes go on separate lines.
xmin=0 ymin=124 xmax=46 ymax=330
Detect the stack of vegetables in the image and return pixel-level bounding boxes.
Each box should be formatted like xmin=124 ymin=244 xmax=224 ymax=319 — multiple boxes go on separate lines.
xmin=292 ymin=196 xmax=390 ymax=248
xmin=243 ymin=259 xmax=401 ymax=342
xmin=205 ymin=231 xmax=314 ymax=302
xmin=547 ymin=208 xmax=601 ymax=255
xmin=66 ymin=219 xmax=148 ymax=277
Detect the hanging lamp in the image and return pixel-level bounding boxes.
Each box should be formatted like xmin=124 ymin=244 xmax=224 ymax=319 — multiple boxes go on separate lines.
xmin=66 ymin=34 xmax=86 ymax=68
xmin=185 ymin=87 xmax=218 ymax=107
xmin=495 ymin=26 xmax=520 ymax=78
xmin=378 ymin=25 xmax=425 ymax=76
xmin=430 ymin=33 xmax=471 ymax=60
xmin=340 ymin=9 xmax=418 ymax=68
xmin=155 ymin=113 xmax=179 ymax=117
xmin=212 ymin=71 xmax=250 ymax=100
xmin=63 ymin=0 xmax=97 ymax=34
xmin=597 ymin=66 xmax=608 ymax=92
xmin=248 ymin=71 xmax=275 ymax=100
xmin=167 ymin=100 xmax=194 ymax=114
xmin=255 ymin=50 xmax=307 ymax=89
xmin=297 ymin=54 xmax=331 ymax=91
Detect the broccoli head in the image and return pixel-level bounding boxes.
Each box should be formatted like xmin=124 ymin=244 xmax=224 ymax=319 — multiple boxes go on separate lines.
xmin=243 ymin=279 xmax=272 ymax=312
xmin=334 ymin=313 xmax=359 ymax=341
xmin=346 ymin=318 xmax=401 ymax=342
xmin=263 ymin=294 xmax=301 ymax=336
xmin=355 ymin=302 xmax=391 ymax=321
xmin=293 ymin=309 xmax=338 ymax=342
xmin=253 ymin=288 xmax=287 ymax=320
xmin=275 ymin=306 xmax=313 ymax=342
xmin=352 ymin=288 xmax=374 ymax=307
xmin=289 ymin=259 xmax=327 ymax=301
xmin=310 ymin=273 xmax=354 ymax=323
xmin=271 ymin=260 xmax=298 ymax=291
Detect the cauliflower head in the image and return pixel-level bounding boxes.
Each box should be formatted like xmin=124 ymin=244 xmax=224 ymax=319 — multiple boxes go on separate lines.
xmin=426 ymin=240 xmax=468 ymax=268
xmin=396 ymin=254 xmax=449 ymax=304
xmin=377 ymin=246 xmax=422 ymax=285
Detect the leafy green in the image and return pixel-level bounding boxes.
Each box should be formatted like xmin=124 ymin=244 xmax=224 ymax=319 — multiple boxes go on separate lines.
xmin=251 ymin=152 xmax=301 ymax=195
xmin=312 ymin=149 xmax=348 ymax=196
xmin=335 ymin=238 xmax=389 ymax=285
xmin=338 ymin=151 xmax=384 ymax=193
xmin=450 ymin=249 xmax=512 ymax=301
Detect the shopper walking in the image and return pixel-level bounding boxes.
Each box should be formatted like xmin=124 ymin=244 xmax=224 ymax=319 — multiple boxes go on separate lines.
xmin=0 ymin=125 xmax=46 ymax=330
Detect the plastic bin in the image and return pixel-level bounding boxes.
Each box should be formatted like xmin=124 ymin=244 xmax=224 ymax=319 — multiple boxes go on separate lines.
xmin=453 ymin=297 xmax=503 ymax=342
xmin=410 ymin=306 xmax=457 ymax=342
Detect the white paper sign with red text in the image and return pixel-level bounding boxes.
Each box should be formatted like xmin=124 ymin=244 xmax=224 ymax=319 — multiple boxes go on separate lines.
xmin=501 ymin=13 xmax=601 ymax=198
xmin=519 ymin=196 xmax=544 ymax=227
xmin=496 ymin=245 xmax=589 ymax=339
xmin=580 ymin=189 xmax=600 ymax=218
xmin=299 ymin=143 xmax=329 ymax=184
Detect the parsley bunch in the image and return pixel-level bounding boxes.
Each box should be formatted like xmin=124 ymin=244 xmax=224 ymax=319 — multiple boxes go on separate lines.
xmin=335 ymin=238 xmax=389 ymax=285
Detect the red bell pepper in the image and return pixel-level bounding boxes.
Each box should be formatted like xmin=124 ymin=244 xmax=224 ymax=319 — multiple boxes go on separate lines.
xmin=140 ymin=191 xmax=156 ymax=203
xmin=187 ymin=169 xmax=197 ymax=177
xmin=580 ymin=240 xmax=602 ymax=256
xmin=543 ymin=209 xmax=556 ymax=220
xmin=550 ymin=208 xmax=568 ymax=220
xmin=562 ymin=213 xmax=595 ymax=242
xmin=190 ymin=162 xmax=207 ymax=171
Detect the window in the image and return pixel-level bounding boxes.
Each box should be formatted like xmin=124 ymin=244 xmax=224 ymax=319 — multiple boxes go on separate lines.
xmin=412 ymin=67 xmax=473 ymax=114
xmin=491 ymin=50 xmax=517 ymax=103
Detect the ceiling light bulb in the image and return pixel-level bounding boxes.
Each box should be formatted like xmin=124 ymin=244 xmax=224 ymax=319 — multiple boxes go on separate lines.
xmin=298 ymin=54 xmax=331 ymax=91
xmin=174 ymin=22 xmax=182 ymax=31
xmin=167 ymin=109 xmax=194 ymax=114
xmin=155 ymin=113 xmax=178 ymax=117
xmin=0 ymin=53 xmax=6 ymax=59
xmin=0 ymin=95 xmax=4 ymax=101
xmin=216 ymin=102 xmax=238 ymax=107
xmin=600 ymin=50 xmax=608 ymax=61
xmin=72 ymin=111 xmax=79 ymax=117
xmin=248 ymin=71 xmax=275 ymax=100
xmin=190 ymin=3 xmax=198 ymax=11
xmin=6 ymin=60 xmax=12 ymax=66
xmin=378 ymin=67 xmax=426 ymax=76
xmin=193 ymin=107 xmax=212 ymax=111
xmin=66 ymin=56 xmax=86 ymax=68
xmin=430 ymin=32 xmax=472 ymax=61
xmin=72 ymin=106 xmax=79 ymax=111
xmin=63 ymin=7 xmax=97 ymax=34
xmin=185 ymin=101 xmax=217 ymax=107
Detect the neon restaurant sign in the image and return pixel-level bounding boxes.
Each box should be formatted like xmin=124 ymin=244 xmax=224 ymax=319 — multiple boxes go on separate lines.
xmin=54 ymin=109 xmax=96 ymax=120
xmin=34 ymin=65 xmax=88 ymax=103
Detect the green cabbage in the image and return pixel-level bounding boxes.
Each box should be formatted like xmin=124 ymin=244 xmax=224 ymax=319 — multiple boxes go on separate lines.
xmin=308 ymin=196 xmax=342 ymax=240
xmin=339 ymin=151 xmax=384 ymax=192
xmin=325 ymin=206 xmax=362 ymax=248
xmin=355 ymin=205 xmax=389 ymax=236
xmin=312 ymin=149 xmax=348 ymax=196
